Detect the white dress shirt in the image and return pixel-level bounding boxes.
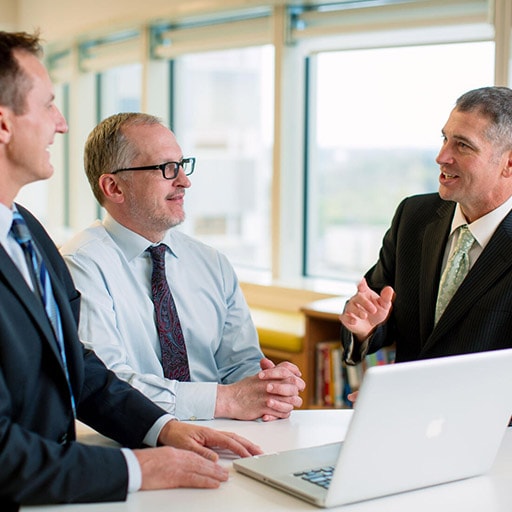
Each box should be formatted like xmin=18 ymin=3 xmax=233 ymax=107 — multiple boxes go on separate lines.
xmin=441 ymin=195 xmax=512 ymax=272
xmin=61 ymin=214 xmax=263 ymax=420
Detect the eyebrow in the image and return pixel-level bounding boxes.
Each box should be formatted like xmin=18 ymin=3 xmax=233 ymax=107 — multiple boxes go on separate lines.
xmin=442 ymin=129 xmax=477 ymax=149
xmin=45 ymin=93 xmax=56 ymax=105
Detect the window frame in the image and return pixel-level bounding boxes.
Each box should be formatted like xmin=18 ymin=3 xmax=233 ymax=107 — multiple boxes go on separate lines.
xmin=43 ymin=0 xmax=512 ymax=301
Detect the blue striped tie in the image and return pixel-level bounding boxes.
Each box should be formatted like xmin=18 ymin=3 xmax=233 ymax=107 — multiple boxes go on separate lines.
xmin=10 ymin=211 xmax=76 ymax=417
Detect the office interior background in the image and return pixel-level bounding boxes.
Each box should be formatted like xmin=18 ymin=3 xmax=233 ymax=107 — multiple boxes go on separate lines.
xmin=0 ymin=0 xmax=509 ymax=309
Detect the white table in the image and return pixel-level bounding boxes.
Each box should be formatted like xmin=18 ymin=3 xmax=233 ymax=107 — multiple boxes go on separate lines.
xmin=22 ymin=410 xmax=512 ymax=511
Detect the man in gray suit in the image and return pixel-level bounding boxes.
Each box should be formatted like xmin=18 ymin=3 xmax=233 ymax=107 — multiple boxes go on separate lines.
xmin=340 ymin=86 xmax=512 ymax=369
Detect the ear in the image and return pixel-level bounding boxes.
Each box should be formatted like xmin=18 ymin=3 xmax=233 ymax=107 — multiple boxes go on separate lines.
xmin=503 ymin=150 xmax=512 ymax=178
xmin=0 ymin=106 xmax=13 ymax=144
xmin=98 ymin=173 xmax=125 ymax=204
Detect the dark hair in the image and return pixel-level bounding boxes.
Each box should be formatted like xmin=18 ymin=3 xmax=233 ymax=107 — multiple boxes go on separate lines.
xmin=455 ymin=86 xmax=512 ymax=149
xmin=0 ymin=31 xmax=43 ymax=114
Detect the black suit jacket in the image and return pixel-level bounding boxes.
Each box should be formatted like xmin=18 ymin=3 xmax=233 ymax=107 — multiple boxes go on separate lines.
xmin=0 ymin=205 xmax=167 ymax=506
xmin=342 ymin=193 xmax=512 ymax=363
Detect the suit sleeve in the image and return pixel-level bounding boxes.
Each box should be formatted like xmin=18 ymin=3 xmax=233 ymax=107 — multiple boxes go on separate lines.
xmin=340 ymin=198 xmax=406 ymax=362
xmin=0 ymin=206 xmax=167 ymax=505
xmin=0 ymin=355 xmax=129 ymax=504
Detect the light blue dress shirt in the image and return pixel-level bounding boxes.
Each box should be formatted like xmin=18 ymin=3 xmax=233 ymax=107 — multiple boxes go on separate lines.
xmin=61 ymin=214 xmax=263 ymax=420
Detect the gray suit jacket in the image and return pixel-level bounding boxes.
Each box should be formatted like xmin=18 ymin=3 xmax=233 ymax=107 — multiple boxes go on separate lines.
xmin=342 ymin=193 xmax=512 ymax=363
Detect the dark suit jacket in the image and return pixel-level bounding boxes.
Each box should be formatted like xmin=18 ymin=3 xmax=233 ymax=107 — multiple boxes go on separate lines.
xmin=0 ymin=205 xmax=167 ymax=506
xmin=342 ymin=193 xmax=512 ymax=363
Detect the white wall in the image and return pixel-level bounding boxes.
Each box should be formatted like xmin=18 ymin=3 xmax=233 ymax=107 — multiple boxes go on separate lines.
xmin=0 ymin=0 xmax=18 ymax=31
xmin=16 ymin=0 xmax=280 ymax=43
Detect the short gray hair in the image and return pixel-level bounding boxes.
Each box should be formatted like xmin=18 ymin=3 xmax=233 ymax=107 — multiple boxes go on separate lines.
xmin=455 ymin=86 xmax=512 ymax=150
xmin=84 ymin=112 xmax=163 ymax=204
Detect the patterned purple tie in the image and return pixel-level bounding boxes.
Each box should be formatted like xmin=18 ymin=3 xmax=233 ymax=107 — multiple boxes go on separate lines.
xmin=148 ymin=244 xmax=190 ymax=381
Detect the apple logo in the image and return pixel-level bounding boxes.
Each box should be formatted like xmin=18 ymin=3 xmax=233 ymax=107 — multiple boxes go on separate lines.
xmin=425 ymin=417 xmax=445 ymax=439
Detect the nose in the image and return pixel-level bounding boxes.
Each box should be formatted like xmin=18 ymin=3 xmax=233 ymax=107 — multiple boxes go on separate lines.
xmin=175 ymin=166 xmax=191 ymax=188
xmin=54 ymin=105 xmax=68 ymax=134
xmin=435 ymin=143 xmax=452 ymax=166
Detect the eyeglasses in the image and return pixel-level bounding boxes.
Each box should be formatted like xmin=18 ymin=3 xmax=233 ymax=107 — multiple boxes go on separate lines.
xmin=111 ymin=157 xmax=196 ymax=180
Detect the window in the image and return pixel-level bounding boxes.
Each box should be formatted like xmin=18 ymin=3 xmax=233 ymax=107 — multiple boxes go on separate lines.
xmin=99 ymin=63 xmax=142 ymax=118
xmin=172 ymin=45 xmax=274 ymax=271
xmin=22 ymin=1 xmax=507 ymax=297
xmin=93 ymin=63 xmax=142 ymax=219
xmin=305 ymin=41 xmax=494 ymax=281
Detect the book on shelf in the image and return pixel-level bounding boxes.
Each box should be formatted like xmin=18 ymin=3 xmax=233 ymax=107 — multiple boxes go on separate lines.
xmin=364 ymin=347 xmax=396 ymax=368
xmin=315 ymin=343 xmax=395 ymax=408
xmin=315 ymin=341 xmax=351 ymax=408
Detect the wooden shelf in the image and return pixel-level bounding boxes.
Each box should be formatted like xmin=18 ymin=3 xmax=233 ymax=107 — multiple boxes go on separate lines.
xmin=301 ymin=297 xmax=347 ymax=409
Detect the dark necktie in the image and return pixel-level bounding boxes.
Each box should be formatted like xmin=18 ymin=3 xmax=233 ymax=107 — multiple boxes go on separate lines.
xmin=10 ymin=211 xmax=76 ymax=416
xmin=148 ymin=244 xmax=190 ymax=381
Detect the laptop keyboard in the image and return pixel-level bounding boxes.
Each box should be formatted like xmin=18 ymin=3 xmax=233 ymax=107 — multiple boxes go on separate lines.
xmin=294 ymin=466 xmax=335 ymax=489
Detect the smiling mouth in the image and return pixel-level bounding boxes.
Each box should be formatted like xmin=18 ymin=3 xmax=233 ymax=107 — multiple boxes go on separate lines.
xmin=441 ymin=172 xmax=458 ymax=179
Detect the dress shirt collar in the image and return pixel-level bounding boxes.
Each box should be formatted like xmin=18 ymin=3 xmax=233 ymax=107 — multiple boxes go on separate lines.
xmin=102 ymin=213 xmax=179 ymax=261
xmin=0 ymin=202 xmax=14 ymax=244
xmin=450 ymin=194 xmax=512 ymax=250
xmin=0 ymin=203 xmax=19 ymax=246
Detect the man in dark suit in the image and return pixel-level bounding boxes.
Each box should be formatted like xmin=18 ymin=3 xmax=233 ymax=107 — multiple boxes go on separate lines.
xmin=0 ymin=31 xmax=261 ymax=509
xmin=340 ymin=86 xmax=512 ymax=368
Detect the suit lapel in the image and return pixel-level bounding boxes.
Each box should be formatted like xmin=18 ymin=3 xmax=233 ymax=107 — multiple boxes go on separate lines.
xmin=423 ymin=208 xmax=512 ymax=353
xmin=29 ymin=230 xmax=82 ymax=397
xmin=418 ymin=201 xmax=454 ymax=343
xmin=0 ymin=243 xmax=66 ymax=371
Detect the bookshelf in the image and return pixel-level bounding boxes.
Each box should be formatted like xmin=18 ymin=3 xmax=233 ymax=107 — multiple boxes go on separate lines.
xmin=301 ymin=296 xmax=394 ymax=409
xmin=301 ymin=297 xmax=347 ymax=409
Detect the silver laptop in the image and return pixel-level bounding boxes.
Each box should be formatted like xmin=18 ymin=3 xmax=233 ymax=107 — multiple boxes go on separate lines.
xmin=234 ymin=349 xmax=512 ymax=508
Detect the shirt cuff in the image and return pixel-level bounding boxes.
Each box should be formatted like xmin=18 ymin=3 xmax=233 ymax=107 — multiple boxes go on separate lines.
xmin=174 ymin=381 xmax=217 ymax=420
xmin=143 ymin=413 xmax=176 ymax=446
xmin=121 ymin=448 xmax=142 ymax=493
xmin=122 ymin=413 xmax=176 ymax=493
xmin=345 ymin=332 xmax=371 ymax=365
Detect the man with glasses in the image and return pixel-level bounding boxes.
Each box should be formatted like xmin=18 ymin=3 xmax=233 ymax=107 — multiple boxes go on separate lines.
xmin=61 ymin=112 xmax=305 ymax=422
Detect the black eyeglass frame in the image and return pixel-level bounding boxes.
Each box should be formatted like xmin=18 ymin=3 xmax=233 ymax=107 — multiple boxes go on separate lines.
xmin=111 ymin=157 xmax=196 ymax=180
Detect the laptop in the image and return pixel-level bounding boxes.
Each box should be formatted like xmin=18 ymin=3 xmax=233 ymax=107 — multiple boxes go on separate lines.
xmin=234 ymin=349 xmax=512 ymax=508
